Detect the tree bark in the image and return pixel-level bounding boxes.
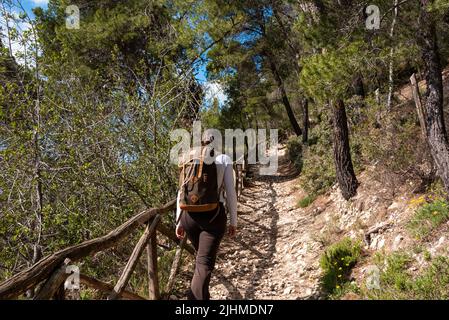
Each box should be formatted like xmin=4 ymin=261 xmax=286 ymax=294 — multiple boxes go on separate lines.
xmin=331 ymin=99 xmax=358 ymax=200
xmin=301 ymin=98 xmax=309 ymax=143
xmin=386 ymin=0 xmax=399 ymax=110
xmin=33 ymin=258 xmax=71 ymax=300
xmin=418 ymin=2 xmax=449 ymax=194
xmin=266 ymin=54 xmax=302 ymax=136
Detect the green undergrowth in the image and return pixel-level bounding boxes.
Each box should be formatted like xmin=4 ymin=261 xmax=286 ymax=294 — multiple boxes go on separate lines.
xmin=319 ymin=237 xmax=362 ymax=297
xmin=407 ymin=198 xmax=449 ymax=240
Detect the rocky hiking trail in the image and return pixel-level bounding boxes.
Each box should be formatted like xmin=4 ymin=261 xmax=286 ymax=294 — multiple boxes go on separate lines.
xmin=177 ymin=136 xmax=449 ymax=300
xmin=209 ymin=147 xmax=323 ymax=300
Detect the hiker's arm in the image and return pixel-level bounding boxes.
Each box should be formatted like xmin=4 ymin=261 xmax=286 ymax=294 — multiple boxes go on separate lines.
xmin=224 ymin=162 xmax=238 ymax=227
xmin=175 ymin=191 xmax=185 ymax=239
xmin=176 ymin=190 xmax=181 ymax=227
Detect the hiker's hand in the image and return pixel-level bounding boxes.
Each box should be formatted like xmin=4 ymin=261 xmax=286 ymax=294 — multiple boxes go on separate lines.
xmin=176 ymin=224 xmax=185 ymax=240
xmin=228 ymin=225 xmax=237 ymax=237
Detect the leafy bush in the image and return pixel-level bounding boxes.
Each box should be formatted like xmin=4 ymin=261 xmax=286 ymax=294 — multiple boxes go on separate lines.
xmin=376 ymin=253 xmax=412 ymax=292
xmin=349 ymin=99 xmax=431 ymax=192
xmin=286 ymin=136 xmax=303 ymax=171
xmin=319 ymin=238 xmax=361 ymax=295
xmin=365 ymin=253 xmax=449 ymax=300
xmin=407 ymin=198 xmax=449 ymax=239
xmin=299 ymin=117 xmax=336 ymax=195
xmin=298 ymin=194 xmax=317 ymax=208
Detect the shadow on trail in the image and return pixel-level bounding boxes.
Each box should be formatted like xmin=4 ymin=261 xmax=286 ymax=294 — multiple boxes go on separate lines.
xmin=242 ymin=179 xmax=279 ymax=299
xmin=213 ymin=273 xmax=244 ymax=300
xmin=212 ymin=151 xmax=299 ymax=299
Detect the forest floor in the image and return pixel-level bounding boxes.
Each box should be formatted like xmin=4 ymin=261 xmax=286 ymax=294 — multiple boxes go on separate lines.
xmin=208 ymin=147 xmax=324 ymax=299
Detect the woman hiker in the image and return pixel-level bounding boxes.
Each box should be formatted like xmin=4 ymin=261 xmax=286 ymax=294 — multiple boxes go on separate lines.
xmin=175 ymin=134 xmax=238 ymax=300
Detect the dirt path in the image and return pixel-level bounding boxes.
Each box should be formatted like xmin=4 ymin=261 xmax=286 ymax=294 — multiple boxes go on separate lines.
xmin=209 ymin=147 xmax=323 ymax=299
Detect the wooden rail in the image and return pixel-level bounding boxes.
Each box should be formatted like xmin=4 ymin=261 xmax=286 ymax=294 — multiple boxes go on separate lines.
xmin=0 ymin=160 xmax=247 ymax=300
xmin=0 ymin=200 xmax=180 ymax=299
xmin=233 ymin=161 xmax=246 ymax=200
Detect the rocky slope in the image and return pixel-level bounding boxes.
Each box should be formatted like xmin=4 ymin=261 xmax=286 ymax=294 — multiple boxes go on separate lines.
xmin=202 ymin=147 xmax=448 ymax=299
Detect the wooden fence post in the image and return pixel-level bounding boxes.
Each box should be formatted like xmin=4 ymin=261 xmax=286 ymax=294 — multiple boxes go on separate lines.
xmin=33 ymin=258 xmax=71 ymax=300
xmin=147 ymin=227 xmax=159 ymax=300
xmin=53 ymin=283 xmax=66 ymax=300
xmin=108 ymin=215 xmax=161 ymax=300
xmin=164 ymin=236 xmax=187 ymax=297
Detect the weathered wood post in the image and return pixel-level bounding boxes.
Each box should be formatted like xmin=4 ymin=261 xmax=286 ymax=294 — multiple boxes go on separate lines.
xmin=147 ymin=222 xmax=160 ymax=300
xmin=108 ymin=215 xmax=161 ymax=300
xmin=165 ymin=236 xmax=187 ymax=297
xmin=34 ymin=258 xmax=71 ymax=300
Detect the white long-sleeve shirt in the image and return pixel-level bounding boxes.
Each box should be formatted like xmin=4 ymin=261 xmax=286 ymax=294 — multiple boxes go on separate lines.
xmin=176 ymin=153 xmax=238 ymax=227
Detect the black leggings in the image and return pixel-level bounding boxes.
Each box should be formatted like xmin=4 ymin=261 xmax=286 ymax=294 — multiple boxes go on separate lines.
xmin=180 ymin=202 xmax=227 ymax=300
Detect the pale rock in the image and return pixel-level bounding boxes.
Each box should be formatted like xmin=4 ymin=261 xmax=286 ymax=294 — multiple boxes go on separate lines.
xmin=283 ymin=287 xmax=293 ymax=295
xmin=392 ymin=234 xmax=403 ymax=251
xmin=370 ymin=236 xmax=379 ymax=249
xmin=388 ymin=202 xmax=400 ymax=211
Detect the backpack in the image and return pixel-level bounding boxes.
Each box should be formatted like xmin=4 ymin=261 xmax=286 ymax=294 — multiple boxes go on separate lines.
xmin=178 ymin=145 xmax=219 ymax=213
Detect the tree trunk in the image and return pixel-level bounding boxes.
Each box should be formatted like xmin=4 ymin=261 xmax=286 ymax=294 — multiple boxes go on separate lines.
xmin=410 ymin=73 xmax=427 ymax=140
xmin=418 ymin=2 xmax=449 ymax=194
xmin=352 ymin=74 xmax=365 ymax=98
xmin=331 ymin=99 xmax=358 ymax=200
xmin=266 ymin=54 xmax=302 ymax=136
xmin=386 ymin=0 xmax=399 ymax=110
xmin=301 ymin=98 xmax=309 ymax=143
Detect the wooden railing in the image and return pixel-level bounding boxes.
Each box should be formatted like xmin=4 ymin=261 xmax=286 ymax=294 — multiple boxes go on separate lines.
xmin=233 ymin=154 xmax=248 ymax=201
xmin=0 ymin=160 xmax=247 ymax=300
xmin=233 ymin=163 xmax=245 ymax=201
xmin=0 ymin=199 xmax=192 ymax=300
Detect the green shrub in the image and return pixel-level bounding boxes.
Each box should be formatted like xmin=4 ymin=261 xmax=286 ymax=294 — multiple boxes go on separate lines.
xmin=319 ymin=237 xmax=361 ymax=295
xmin=299 ymin=124 xmax=336 ymax=195
xmin=407 ymin=198 xmax=449 ymax=239
xmin=329 ymin=281 xmax=360 ymax=300
xmin=412 ymin=256 xmax=449 ymax=299
xmin=377 ymin=253 xmax=412 ymax=292
xmin=286 ymin=136 xmax=303 ymax=171
xmin=298 ymin=194 xmax=317 ymax=208
xmin=349 ymin=100 xmax=425 ymax=173
xmin=423 ymin=250 xmax=432 ymax=262
xmin=300 ymin=148 xmax=335 ymax=195
xmin=365 ymin=253 xmax=449 ymax=300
